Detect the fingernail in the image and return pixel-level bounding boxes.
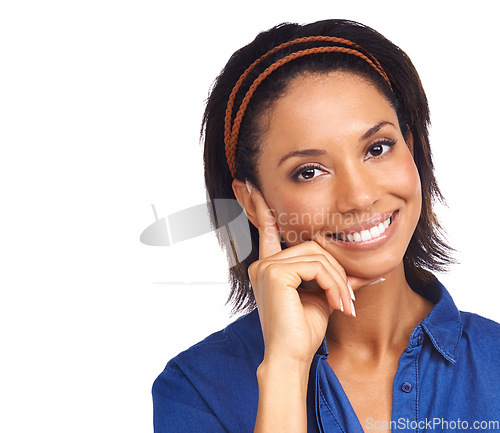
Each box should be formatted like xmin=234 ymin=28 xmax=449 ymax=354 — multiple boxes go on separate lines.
xmin=245 ymin=180 xmax=253 ymax=194
xmin=350 ymin=299 xmax=356 ymax=317
xmin=339 ymin=297 xmax=344 ymax=312
xmin=348 ymin=281 xmax=356 ymax=300
xmin=368 ymin=277 xmax=386 ymax=286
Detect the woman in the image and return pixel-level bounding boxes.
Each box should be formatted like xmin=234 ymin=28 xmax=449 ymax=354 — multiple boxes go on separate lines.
xmin=153 ymin=19 xmax=500 ymax=432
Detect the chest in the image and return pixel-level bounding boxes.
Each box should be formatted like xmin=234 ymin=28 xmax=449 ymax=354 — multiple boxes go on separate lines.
xmin=328 ymin=358 xmax=399 ymax=432
xmin=339 ymin=373 xmax=394 ymax=432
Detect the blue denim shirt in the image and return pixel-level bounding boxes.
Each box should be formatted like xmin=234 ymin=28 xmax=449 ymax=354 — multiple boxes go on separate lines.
xmin=152 ymin=280 xmax=500 ymax=432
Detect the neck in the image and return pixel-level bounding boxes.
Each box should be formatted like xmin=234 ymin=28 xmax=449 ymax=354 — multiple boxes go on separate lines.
xmin=326 ymin=265 xmax=434 ymax=361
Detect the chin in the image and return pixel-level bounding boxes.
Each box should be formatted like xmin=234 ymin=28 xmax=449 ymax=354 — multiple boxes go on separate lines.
xmin=341 ymin=256 xmax=403 ymax=280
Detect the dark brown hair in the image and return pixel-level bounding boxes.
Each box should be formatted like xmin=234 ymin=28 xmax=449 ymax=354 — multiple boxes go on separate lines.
xmin=203 ymin=19 xmax=454 ymax=313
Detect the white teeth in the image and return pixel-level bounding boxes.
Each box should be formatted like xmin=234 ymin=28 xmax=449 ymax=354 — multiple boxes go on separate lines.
xmin=360 ymin=230 xmax=371 ymax=241
xmin=331 ymin=215 xmax=393 ymax=243
xmin=369 ymin=226 xmax=381 ymax=238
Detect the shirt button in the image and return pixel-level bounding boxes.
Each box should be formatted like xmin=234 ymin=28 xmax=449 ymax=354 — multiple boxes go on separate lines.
xmin=401 ymin=382 xmax=412 ymax=393
xmin=417 ymin=333 xmax=424 ymax=345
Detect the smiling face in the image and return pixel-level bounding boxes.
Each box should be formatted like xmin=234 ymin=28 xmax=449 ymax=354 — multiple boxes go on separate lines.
xmin=254 ymin=71 xmax=422 ymax=279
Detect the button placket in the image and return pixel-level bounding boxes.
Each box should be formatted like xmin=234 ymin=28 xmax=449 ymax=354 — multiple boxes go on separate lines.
xmin=391 ymin=344 xmax=422 ymax=431
xmin=416 ymin=333 xmax=424 ymax=345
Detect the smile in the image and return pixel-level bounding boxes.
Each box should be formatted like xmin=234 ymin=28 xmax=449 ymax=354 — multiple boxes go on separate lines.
xmin=323 ymin=211 xmax=398 ymax=249
xmin=332 ymin=214 xmax=393 ymax=242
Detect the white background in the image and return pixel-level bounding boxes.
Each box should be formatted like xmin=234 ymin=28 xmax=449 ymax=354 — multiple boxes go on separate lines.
xmin=1 ymin=1 xmax=499 ymax=432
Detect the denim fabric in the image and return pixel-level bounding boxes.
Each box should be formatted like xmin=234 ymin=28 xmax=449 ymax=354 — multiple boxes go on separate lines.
xmin=153 ymin=280 xmax=500 ymax=432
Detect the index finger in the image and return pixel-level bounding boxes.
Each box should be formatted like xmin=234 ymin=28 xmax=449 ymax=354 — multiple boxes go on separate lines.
xmin=247 ymin=182 xmax=282 ymax=258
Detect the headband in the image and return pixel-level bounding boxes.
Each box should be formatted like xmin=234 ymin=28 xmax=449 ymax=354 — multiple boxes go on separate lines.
xmin=224 ymin=36 xmax=392 ymax=178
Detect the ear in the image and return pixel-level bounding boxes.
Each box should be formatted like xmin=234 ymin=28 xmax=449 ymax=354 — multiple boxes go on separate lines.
xmin=232 ymin=179 xmax=259 ymax=229
xmin=405 ymin=125 xmax=414 ymax=157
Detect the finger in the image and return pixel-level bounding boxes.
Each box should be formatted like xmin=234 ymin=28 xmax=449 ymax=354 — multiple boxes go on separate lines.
xmin=264 ymin=240 xmax=354 ymax=315
xmin=311 ymin=232 xmax=349 ymax=282
xmin=348 ymin=275 xmax=387 ymax=291
xmin=248 ymin=183 xmax=282 ymax=258
xmin=260 ymin=254 xmax=349 ymax=301
xmin=264 ymin=261 xmax=344 ymax=312
xmin=310 ymin=231 xmax=386 ymax=293
xmin=273 ymin=239 xmax=348 ymax=284
xmin=256 ymin=256 xmax=351 ymax=314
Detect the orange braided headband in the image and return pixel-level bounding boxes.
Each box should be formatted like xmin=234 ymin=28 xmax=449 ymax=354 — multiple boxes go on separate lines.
xmin=224 ymin=36 xmax=392 ymax=178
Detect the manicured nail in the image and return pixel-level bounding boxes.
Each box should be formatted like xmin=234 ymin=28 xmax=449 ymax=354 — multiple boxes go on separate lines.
xmin=245 ymin=180 xmax=253 ymax=194
xmin=350 ymin=299 xmax=356 ymax=317
xmin=348 ymin=281 xmax=356 ymax=300
xmin=339 ymin=297 xmax=344 ymax=312
xmin=368 ymin=277 xmax=386 ymax=286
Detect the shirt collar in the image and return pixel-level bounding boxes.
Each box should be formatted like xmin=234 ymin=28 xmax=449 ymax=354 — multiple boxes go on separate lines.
xmin=418 ymin=279 xmax=463 ymax=363
xmin=315 ymin=278 xmax=463 ymax=363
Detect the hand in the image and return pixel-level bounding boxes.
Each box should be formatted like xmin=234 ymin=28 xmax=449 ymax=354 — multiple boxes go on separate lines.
xmin=247 ymin=185 xmax=376 ymax=367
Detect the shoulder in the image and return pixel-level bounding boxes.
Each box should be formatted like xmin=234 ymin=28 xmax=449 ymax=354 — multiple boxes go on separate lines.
xmin=170 ymin=308 xmax=263 ymax=368
xmin=152 ymin=310 xmax=263 ymax=432
xmin=458 ymin=310 xmax=500 ymax=361
xmin=459 ymin=310 xmax=500 ymax=339
xmin=422 ymin=279 xmax=500 ymax=360
xmin=157 ymin=308 xmax=263 ymax=382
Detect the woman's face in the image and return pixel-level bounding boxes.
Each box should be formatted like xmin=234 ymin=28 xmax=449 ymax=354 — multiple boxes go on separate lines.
xmin=255 ymin=71 xmax=422 ymax=279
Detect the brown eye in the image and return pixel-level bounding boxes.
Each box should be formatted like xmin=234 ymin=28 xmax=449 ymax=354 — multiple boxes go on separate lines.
xmin=292 ymin=164 xmax=325 ymax=181
xmin=369 ymin=145 xmax=384 ymax=156
xmin=301 ymin=168 xmax=316 ymax=179
xmin=366 ymin=139 xmax=396 ymax=159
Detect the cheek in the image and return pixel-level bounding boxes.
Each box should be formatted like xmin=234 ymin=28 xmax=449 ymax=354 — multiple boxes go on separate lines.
xmin=269 ymin=194 xmax=329 ymax=245
xmin=388 ymin=154 xmax=422 ymax=233
xmin=388 ymin=150 xmax=422 ymax=201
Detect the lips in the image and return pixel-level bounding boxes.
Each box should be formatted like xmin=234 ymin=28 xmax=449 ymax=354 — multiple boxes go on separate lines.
xmin=326 ymin=212 xmax=396 ymax=243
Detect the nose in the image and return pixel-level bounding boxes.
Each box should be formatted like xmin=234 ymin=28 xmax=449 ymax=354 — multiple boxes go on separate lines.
xmin=333 ymin=164 xmax=380 ymax=214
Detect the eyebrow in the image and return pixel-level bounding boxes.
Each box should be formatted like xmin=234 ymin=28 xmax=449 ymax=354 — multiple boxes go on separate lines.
xmin=277 ymin=121 xmax=396 ymax=167
xmin=361 ymin=121 xmax=395 ymax=141
xmin=277 ymin=148 xmax=327 ymax=166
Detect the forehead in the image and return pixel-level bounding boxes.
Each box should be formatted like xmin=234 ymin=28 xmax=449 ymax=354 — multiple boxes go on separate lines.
xmin=260 ymin=71 xmax=398 ymax=151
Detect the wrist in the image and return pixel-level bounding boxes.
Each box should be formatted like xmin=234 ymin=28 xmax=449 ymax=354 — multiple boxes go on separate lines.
xmin=257 ymin=356 xmax=311 ymax=390
xmin=254 ymin=357 xmax=311 ymax=432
